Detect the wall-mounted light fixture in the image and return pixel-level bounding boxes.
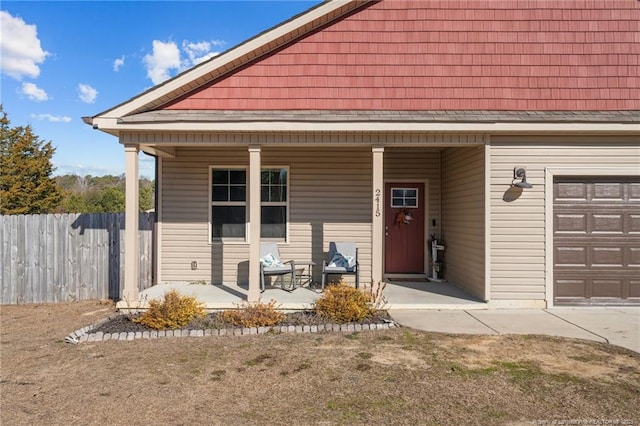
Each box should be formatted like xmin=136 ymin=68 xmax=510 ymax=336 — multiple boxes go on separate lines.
xmin=512 ymin=167 xmax=533 ymax=189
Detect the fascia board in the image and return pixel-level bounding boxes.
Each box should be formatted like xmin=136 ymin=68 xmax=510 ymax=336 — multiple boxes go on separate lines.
xmin=96 ymin=121 xmax=640 ymax=134
xmin=140 ymin=145 xmax=176 ymax=158
xmin=92 ymin=117 xmax=119 ymax=129
xmin=95 ymin=0 xmax=360 ymax=120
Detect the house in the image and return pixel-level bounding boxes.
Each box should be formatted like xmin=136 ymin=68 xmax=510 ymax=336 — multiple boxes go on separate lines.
xmin=84 ymin=0 xmax=639 ymax=308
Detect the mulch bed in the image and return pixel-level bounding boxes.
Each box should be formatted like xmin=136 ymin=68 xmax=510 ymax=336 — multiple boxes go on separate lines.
xmin=91 ymin=310 xmax=394 ymax=334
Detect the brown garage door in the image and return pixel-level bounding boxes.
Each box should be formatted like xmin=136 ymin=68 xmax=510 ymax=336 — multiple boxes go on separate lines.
xmin=554 ymin=176 xmax=640 ymax=306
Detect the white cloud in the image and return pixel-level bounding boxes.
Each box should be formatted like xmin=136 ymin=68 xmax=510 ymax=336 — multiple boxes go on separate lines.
xmin=143 ymin=39 xmax=225 ymax=85
xmin=53 ymin=162 xmax=120 ymax=177
xmin=78 ymin=83 xmax=98 ymax=103
xmin=30 ymin=113 xmax=72 ymax=123
xmin=113 ymin=55 xmax=125 ymax=71
xmin=0 ymin=11 xmax=49 ymax=80
xmin=53 ymin=160 xmax=154 ymax=179
xmin=139 ymin=154 xmax=156 ymax=176
xmin=183 ymin=41 xmax=220 ymax=66
xmin=20 ymin=82 xmax=49 ymax=101
xmin=144 ymin=40 xmax=181 ymax=85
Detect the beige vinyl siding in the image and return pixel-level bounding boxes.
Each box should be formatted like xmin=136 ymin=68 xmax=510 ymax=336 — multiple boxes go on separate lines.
xmin=161 ymin=147 xmax=248 ymax=283
xmin=161 ymin=146 xmax=373 ymax=285
xmin=441 ymin=146 xmax=485 ymax=300
xmin=489 ymin=136 xmax=640 ymax=303
xmin=265 ymin=147 xmax=372 ymax=286
xmin=384 ymin=148 xmax=442 ymax=246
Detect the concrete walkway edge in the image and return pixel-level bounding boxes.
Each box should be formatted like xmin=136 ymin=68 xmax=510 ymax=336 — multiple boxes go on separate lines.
xmin=389 ymin=308 xmax=640 ymax=354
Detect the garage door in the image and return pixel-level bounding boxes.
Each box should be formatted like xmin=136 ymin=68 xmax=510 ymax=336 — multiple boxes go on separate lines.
xmin=554 ymin=177 xmax=640 ymax=305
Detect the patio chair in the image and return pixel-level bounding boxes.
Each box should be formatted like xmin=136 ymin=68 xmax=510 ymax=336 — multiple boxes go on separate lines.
xmin=321 ymin=242 xmax=359 ymax=290
xmin=260 ymin=242 xmax=296 ymax=292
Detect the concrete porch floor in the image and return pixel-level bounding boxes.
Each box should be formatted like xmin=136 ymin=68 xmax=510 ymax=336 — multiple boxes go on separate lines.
xmin=117 ymin=279 xmax=485 ymax=311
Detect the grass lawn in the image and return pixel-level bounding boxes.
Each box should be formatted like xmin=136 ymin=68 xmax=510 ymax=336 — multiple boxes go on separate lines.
xmin=1 ymin=301 xmax=638 ymax=425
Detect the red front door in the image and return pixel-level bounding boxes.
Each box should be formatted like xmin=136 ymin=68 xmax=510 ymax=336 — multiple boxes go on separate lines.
xmin=385 ymin=183 xmax=425 ymax=274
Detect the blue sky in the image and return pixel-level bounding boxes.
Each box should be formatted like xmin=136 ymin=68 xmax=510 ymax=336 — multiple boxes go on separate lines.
xmin=1 ymin=1 xmax=321 ymax=178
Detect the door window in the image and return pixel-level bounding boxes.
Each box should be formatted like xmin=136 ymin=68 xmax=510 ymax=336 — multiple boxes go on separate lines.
xmin=391 ymin=188 xmax=418 ymax=208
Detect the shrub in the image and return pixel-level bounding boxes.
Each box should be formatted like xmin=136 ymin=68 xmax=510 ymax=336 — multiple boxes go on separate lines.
xmin=220 ymin=300 xmax=284 ymax=328
xmin=134 ymin=290 xmax=205 ymax=330
xmin=314 ymin=281 xmax=374 ymax=323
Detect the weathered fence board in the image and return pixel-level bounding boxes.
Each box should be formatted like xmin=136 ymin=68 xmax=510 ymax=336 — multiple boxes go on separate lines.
xmin=0 ymin=213 xmax=154 ymax=304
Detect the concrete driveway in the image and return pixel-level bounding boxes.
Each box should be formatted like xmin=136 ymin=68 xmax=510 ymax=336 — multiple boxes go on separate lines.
xmin=389 ymin=307 xmax=640 ymax=353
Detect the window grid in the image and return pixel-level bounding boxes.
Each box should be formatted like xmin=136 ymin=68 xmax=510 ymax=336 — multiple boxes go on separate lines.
xmin=260 ymin=168 xmax=288 ymax=240
xmin=391 ymin=187 xmax=418 ymax=208
xmin=211 ymin=168 xmax=247 ymax=241
xmin=209 ymin=167 xmax=289 ymax=242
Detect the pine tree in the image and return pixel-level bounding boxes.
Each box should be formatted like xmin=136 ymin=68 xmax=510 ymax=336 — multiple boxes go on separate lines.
xmin=0 ymin=105 xmax=62 ymax=214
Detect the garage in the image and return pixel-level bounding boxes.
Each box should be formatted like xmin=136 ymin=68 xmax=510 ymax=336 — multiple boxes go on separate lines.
xmin=554 ymin=177 xmax=640 ymax=305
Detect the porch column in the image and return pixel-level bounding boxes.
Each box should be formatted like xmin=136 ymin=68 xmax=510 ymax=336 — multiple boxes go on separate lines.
xmin=247 ymin=145 xmax=261 ymax=302
xmin=123 ymin=144 xmax=140 ymax=303
xmin=372 ymin=147 xmax=385 ymax=286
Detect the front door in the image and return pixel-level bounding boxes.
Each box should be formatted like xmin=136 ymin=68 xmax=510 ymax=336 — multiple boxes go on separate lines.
xmin=385 ymin=183 xmax=425 ymax=274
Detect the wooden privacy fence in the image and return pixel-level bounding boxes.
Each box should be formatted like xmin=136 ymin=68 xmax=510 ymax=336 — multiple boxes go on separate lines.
xmin=1 ymin=213 xmax=154 ymax=304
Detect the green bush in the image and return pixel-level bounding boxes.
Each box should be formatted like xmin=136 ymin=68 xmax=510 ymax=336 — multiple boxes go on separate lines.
xmin=134 ymin=290 xmax=205 ymax=330
xmin=314 ymin=281 xmax=374 ymax=323
xmin=220 ymin=300 xmax=284 ymax=328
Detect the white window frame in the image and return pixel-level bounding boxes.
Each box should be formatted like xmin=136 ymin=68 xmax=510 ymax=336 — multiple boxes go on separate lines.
xmin=209 ymin=165 xmax=290 ymax=244
xmin=260 ymin=166 xmax=290 ymax=243
xmin=209 ymin=166 xmax=248 ymax=244
xmin=390 ymin=187 xmax=419 ymax=208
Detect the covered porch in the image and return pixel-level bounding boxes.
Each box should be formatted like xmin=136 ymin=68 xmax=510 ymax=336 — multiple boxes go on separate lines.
xmin=119 ymin=279 xmax=486 ymax=311
xmin=117 ymin=135 xmax=490 ymax=310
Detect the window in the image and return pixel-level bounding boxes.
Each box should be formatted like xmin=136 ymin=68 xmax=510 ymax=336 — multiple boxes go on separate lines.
xmin=210 ymin=167 xmax=288 ymax=241
xmin=261 ymin=168 xmax=288 ymax=239
xmin=211 ymin=169 xmax=247 ymax=239
xmin=391 ymin=188 xmax=418 ymax=208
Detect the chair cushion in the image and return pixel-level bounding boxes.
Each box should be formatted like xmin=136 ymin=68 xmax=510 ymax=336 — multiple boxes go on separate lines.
xmin=328 ymin=253 xmax=355 ymax=268
xmin=260 ymin=253 xmax=284 ymax=268
xmin=263 ymin=265 xmax=292 ymax=274
xmin=324 ymin=265 xmax=356 ymax=273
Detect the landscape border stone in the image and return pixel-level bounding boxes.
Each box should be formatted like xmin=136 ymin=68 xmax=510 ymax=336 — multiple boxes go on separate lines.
xmin=64 ymin=314 xmax=398 ymax=344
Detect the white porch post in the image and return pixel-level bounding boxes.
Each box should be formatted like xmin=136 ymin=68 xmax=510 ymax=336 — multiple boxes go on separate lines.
xmin=248 ymin=145 xmax=261 ymax=302
xmin=372 ymin=147 xmax=385 ymax=286
xmin=123 ymin=144 xmax=140 ymax=302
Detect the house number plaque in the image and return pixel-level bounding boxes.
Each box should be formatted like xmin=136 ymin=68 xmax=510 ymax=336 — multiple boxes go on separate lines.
xmin=374 ymin=188 xmax=381 ymax=217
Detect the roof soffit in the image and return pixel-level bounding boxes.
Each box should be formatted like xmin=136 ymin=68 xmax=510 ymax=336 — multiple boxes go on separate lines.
xmin=93 ymin=0 xmax=367 ymax=121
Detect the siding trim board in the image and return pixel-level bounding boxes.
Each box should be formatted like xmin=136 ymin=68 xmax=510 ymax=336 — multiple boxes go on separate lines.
xmin=544 ymin=167 xmax=640 ymax=307
xmin=156 ymin=156 xmax=163 ymax=284
xmin=121 ymin=110 xmax=640 ymax=125
xmin=109 ymin=120 xmax=639 ymax=134
xmin=484 ymin=141 xmax=492 ymax=302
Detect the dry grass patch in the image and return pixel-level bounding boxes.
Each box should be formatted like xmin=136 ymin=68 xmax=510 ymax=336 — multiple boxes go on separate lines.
xmin=435 ymin=334 xmax=640 ymax=384
xmin=1 ymin=302 xmax=638 ymax=426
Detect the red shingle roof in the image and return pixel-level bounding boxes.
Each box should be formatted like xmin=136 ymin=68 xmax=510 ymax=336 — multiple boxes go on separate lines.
xmin=165 ymin=0 xmax=640 ymax=111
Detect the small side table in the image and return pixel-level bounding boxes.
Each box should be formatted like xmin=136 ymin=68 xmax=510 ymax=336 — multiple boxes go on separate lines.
xmin=294 ymin=261 xmax=316 ymax=288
